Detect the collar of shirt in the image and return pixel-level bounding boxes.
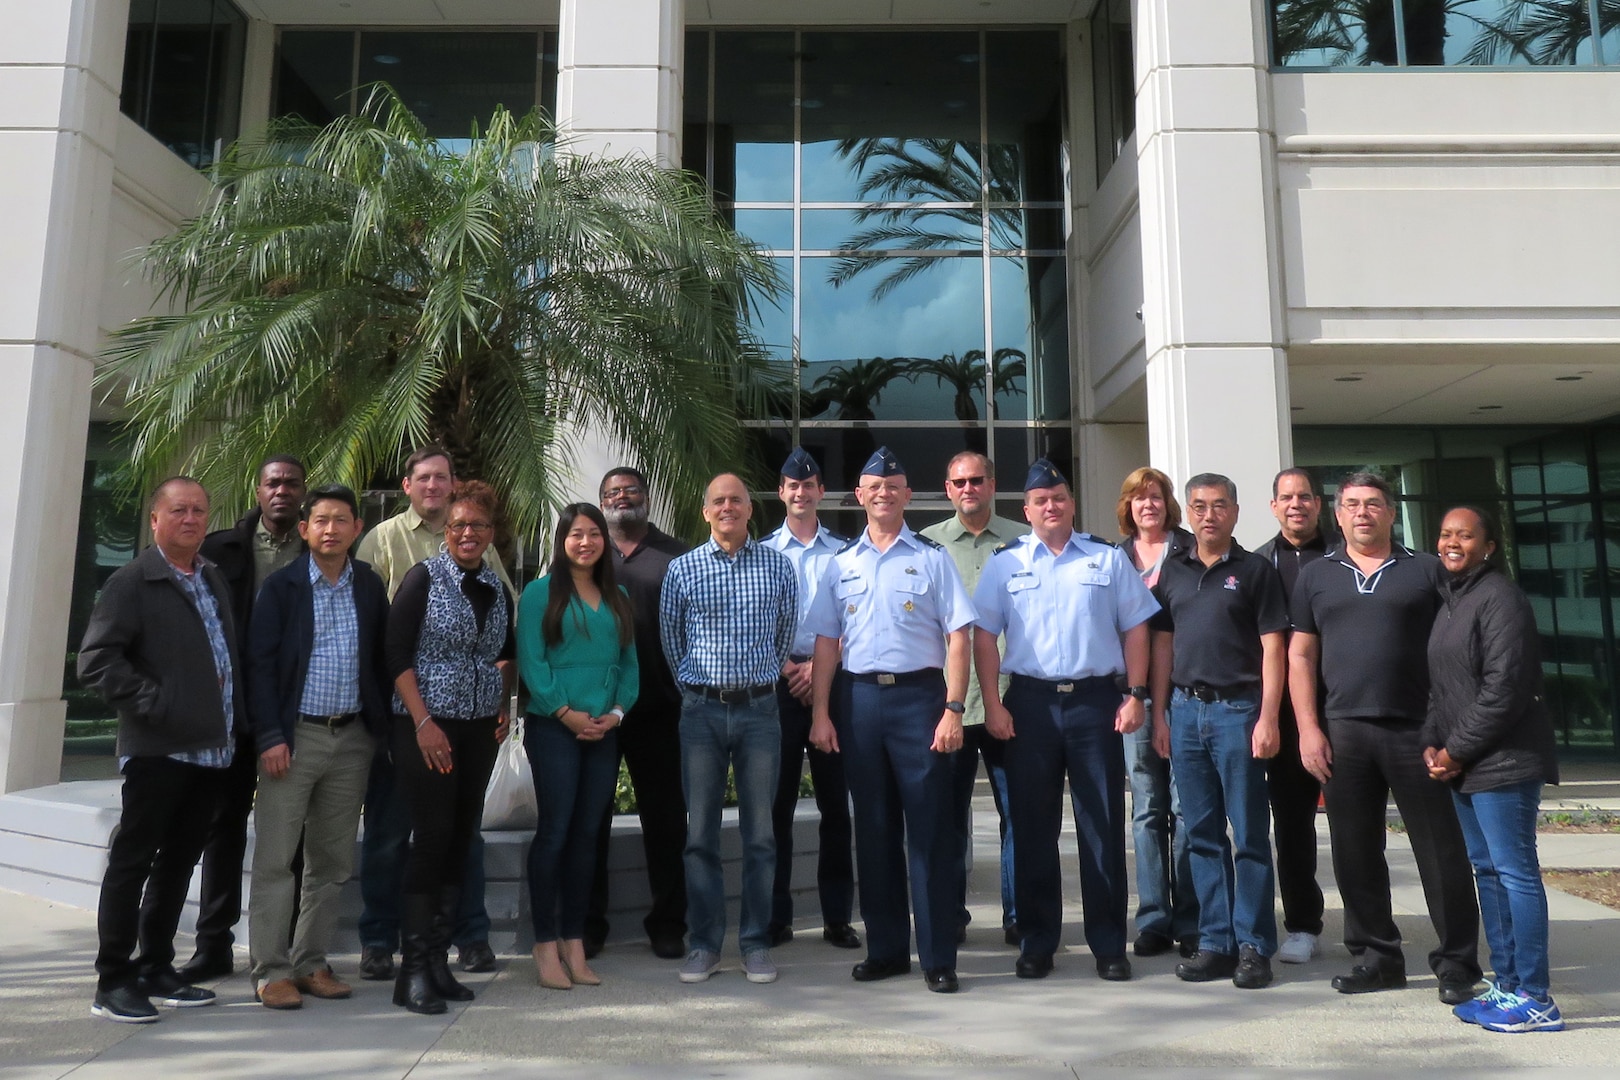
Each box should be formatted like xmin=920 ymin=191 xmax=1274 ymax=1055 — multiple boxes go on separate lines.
xmin=1324 ymin=542 xmax=1417 ymax=565
xmin=766 ymin=522 xmax=836 ymax=552
xmin=1273 ymin=530 xmax=1329 ymax=555
xmin=1025 ymin=530 xmax=1101 ymax=562
xmin=1180 ymin=540 xmax=1248 ymax=566
xmin=703 ymin=535 xmax=759 ymax=561
xmin=938 ymin=514 xmax=1023 ymax=544
xmin=853 ymin=524 xmax=929 ymax=556
xmin=255 ymin=517 xmax=298 ymax=550
xmin=401 ymin=505 xmax=443 ymax=536
xmin=307 ymin=556 xmax=354 ymax=588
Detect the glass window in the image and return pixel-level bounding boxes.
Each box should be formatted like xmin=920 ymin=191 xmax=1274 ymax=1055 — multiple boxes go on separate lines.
xmin=121 ymin=0 xmax=247 ymax=167
xmin=991 ymin=256 xmax=1070 ymax=422
xmin=795 ymin=424 xmax=988 ymax=493
xmin=732 ymin=209 xmax=794 ymax=252
xmin=986 ymin=30 xmax=1067 ymax=203
xmin=801 ymin=208 xmax=980 ymax=252
xmin=713 ymin=32 xmax=796 ymax=203
xmin=1090 ymin=0 xmax=1134 ymax=184
xmin=1272 ymin=1 xmax=1610 ymax=68
xmin=276 ymin=31 xmax=353 ymax=126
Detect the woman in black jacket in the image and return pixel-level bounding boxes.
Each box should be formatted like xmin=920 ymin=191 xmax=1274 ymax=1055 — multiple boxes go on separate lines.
xmin=1422 ymin=506 xmax=1562 ymax=1033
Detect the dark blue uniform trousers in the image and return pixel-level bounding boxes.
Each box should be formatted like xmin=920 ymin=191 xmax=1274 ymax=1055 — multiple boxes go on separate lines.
xmin=1003 ymin=675 xmax=1129 ymax=961
xmin=772 ymin=679 xmax=855 ymax=928
xmin=835 ymin=672 xmax=961 ymax=971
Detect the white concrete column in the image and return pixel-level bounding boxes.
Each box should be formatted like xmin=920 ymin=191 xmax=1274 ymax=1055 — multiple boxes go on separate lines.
xmin=557 ymin=0 xmax=684 ymax=164
xmin=0 ymin=0 xmax=127 ymax=792
xmin=1135 ymin=0 xmax=1291 ymax=545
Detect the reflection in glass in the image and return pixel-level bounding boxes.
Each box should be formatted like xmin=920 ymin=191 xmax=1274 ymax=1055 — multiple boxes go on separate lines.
xmin=993 ymin=426 xmax=1077 ymax=508
xmin=682 ymin=29 xmax=709 ymax=175
xmin=357 ymin=32 xmax=539 ymax=139
xmin=276 ymin=31 xmax=353 ymax=125
xmin=992 ymin=256 xmax=1070 ymax=421
xmin=1091 ymin=0 xmax=1135 ymax=181
xmin=121 ymin=0 xmax=247 ymax=167
xmin=986 ymin=30 xmax=1066 ymax=203
xmin=795 ymin=424 xmax=988 ymax=492
xmin=803 ymin=208 xmax=981 ymax=253
xmin=991 ymin=209 xmax=1066 ymax=253
xmin=734 ymin=209 xmax=794 ymax=251
xmin=713 ymin=32 xmax=795 ymax=202
xmin=743 ymin=261 xmax=792 ymax=360
xmin=1271 ymin=1 xmax=1605 ymax=67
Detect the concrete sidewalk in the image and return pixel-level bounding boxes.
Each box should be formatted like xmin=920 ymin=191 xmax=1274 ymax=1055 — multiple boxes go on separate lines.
xmin=3 ymin=804 xmax=1620 ymax=1078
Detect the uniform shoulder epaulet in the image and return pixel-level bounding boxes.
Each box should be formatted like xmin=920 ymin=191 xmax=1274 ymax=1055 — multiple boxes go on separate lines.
xmin=826 ymin=532 xmax=851 ymax=547
xmin=992 ymin=539 xmax=1019 ymax=555
xmin=913 ymin=533 xmax=943 ymax=550
xmin=1076 ymin=532 xmax=1113 ymax=547
xmin=836 ymin=537 xmax=860 ymax=554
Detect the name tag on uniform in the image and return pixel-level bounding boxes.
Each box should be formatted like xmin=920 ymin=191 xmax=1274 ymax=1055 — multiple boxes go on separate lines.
xmin=1007 ymin=572 xmax=1038 ymax=593
xmin=1078 ymin=571 xmax=1111 ymax=586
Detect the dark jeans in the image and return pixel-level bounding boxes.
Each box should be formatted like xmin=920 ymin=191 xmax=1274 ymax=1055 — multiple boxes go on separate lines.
xmin=771 ymin=679 xmax=854 ymax=928
xmin=96 ymin=756 xmax=226 ymax=992
xmin=1268 ymin=701 xmax=1324 ymax=935
xmin=524 ymin=715 xmax=618 ymax=942
xmin=358 ymin=743 xmax=490 ymax=951
xmin=1321 ymin=716 xmax=1480 ymax=981
xmin=585 ymin=693 xmax=688 ymax=945
xmin=1003 ymin=676 xmax=1129 ymax=961
xmin=952 ymin=723 xmax=1014 ymax=930
xmin=177 ymin=737 xmax=257 ymax=955
xmin=389 ymin=715 xmax=501 ymax=907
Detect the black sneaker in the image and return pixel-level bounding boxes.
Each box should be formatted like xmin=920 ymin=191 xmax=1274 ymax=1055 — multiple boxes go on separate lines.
xmin=1233 ymin=944 xmax=1273 ymax=989
xmin=91 ymin=986 xmax=159 ymax=1024
xmin=1133 ymin=930 xmax=1174 ymax=957
xmin=136 ymin=971 xmax=217 ymax=1008
xmin=1175 ymin=950 xmax=1239 ymax=982
xmin=458 ymin=941 xmax=497 ymax=973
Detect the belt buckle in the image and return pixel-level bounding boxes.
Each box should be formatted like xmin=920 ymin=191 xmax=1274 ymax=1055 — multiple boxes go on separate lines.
xmin=718 ymin=688 xmax=745 ymax=705
xmin=1193 ymin=685 xmax=1216 ymax=703
xmin=877 ymin=673 xmax=896 ymax=686
xmin=1056 ymin=681 xmax=1074 ymax=693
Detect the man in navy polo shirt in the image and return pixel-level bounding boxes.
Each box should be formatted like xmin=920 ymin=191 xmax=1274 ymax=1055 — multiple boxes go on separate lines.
xmin=1288 ymin=471 xmax=1481 ymax=1004
xmin=1149 ymin=473 xmax=1288 ymax=990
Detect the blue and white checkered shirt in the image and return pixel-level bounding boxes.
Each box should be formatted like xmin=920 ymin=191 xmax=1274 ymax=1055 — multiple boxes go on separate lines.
xmin=659 ymin=537 xmax=798 ymax=689
xmin=299 ymin=558 xmax=362 ymax=716
xmin=166 ymin=560 xmax=235 ymax=769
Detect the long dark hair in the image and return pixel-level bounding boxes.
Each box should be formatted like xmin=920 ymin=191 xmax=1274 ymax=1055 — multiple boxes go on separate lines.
xmin=542 ymin=503 xmax=634 ymax=648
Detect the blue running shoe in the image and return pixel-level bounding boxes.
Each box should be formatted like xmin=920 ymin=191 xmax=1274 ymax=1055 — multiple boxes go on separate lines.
xmin=1453 ymin=981 xmax=1516 ymax=1025
xmin=1481 ymin=990 xmax=1565 ymax=1033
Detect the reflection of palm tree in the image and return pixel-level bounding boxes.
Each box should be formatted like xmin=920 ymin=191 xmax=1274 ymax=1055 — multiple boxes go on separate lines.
xmin=1272 ymin=0 xmax=1608 ymax=66
xmin=906 ymin=348 xmax=1028 ymax=422
xmin=1460 ymin=0 xmax=1615 ymax=65
xmin=809 ymin=356 xmax=914 ymax=420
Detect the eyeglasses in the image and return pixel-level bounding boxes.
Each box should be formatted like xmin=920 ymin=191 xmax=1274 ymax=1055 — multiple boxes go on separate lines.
xmin=1338 ymin=499 xmax=1388 ymax=513
xmin=1187 ymin=501 xmax=1234 ymax=517
xmin=602 ymin=485 xmax=643 ymax=500
xmin=447 ymin=521 xmax=493 ymax=535
xmin=946 ymin=475 xmax=987 ymax=489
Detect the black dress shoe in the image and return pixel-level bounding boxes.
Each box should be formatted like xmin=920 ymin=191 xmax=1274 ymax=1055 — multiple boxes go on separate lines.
xmin=851 ymin=956 xmax=912 ymax=982
xmin=1331 ymin=964 xmax=1407 ymax=994
xmin=1177 ymin=936 xmax=1199 ymax=959
xmin=92 ymin=985 xmax=159 ymax=1024
xmin=1003 ymin=925 xmax=1021 ymax=947
xmin=1176 ymin=950 xmax=1239 ymax=982
xmin=767 ymin=923 xmax=794 ymax=947
xmin=458 ymin=941 xmax=497 ymax=973
xmin=650 ymin=935 xmax=686 ymax=960
xmin=1015 ymin=952 xmax=1054 ymax=979
xmin=1438 ymin=975 xmax=1480 ymax=1005
xmin=1133 ymin=931 xmax=1174 ymax=958
xmin=583 ymin=936 xmax=605 ymax=960
xmin=1095 ymin=955 xmax=1133 ymax=982
xmin=175 ymin=949 xmax=234 ymax=984
xmin=823 ymin=922 xmax=862 ymax=949
xmin=924 ymin=967 xmax=959 ymax=993
xmin=359 ymin=946 xmax=395 ymax=981
xmin=1232 ymin=944 xmax=1273 ymax=989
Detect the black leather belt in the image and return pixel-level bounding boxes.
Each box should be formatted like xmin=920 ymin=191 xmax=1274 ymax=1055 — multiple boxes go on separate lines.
xmin=1176 ymin=683 xmax=1255 ymax=704
xmin=691 ymin=684 xmax=775 ymax=705
xmin=788 ymin=653 xmax=813 ymax=664
xmin=848 ymin=668 xmax=942 ymax=687
xmin=1008 ymin=673 xmax=1116 ymax=694
xmin=300 ymin=711 xmax=359 ymax=730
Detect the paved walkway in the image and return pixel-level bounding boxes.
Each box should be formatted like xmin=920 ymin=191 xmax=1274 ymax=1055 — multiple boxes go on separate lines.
xmin=3 ymin=797 xmax=1619 ymax=1077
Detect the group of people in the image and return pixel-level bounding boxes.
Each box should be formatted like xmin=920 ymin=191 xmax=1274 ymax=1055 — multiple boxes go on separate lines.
xmin=75 ymin=440 xmax=1563 ymax=1035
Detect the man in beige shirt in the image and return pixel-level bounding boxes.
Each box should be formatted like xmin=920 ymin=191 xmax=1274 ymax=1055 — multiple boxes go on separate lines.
xmin=355 ymin=446 xmax=513 ymax=980
xmin=918 ymin=450 xmax=1028 ymax=946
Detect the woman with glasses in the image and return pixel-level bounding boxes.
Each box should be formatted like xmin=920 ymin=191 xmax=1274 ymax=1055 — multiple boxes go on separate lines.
xmin=386 ymin=480 xmax=515 ymax=1015
xmin=516 ymin=504 xmax=638 ymax=990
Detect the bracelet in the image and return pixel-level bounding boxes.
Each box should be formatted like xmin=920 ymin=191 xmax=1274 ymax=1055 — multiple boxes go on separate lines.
xmin=609 ymin=706 xmax=626 ymax=720
xmin=415 ymin=715 xmax=432 ymax=733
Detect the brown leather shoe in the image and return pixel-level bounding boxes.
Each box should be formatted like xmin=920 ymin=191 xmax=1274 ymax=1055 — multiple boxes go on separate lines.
xmin=257 ymin=978 xmax=303 ymax=1010
xmin=293 ymin=968 xmax=353 ymax=1000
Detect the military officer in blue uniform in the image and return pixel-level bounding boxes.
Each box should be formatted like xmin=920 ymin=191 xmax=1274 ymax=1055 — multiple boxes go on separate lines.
xmin=806 ymin=446 xmax=975 ymax=993
xmin=760 ymin=447 xmax=860 ymax=950
xmin=972 ymin=459 xmax=1159 ymax=982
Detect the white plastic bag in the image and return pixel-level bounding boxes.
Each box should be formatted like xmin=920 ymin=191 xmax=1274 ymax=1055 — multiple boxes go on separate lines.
xmin=482 ymin=715 xmax=537 ymax=831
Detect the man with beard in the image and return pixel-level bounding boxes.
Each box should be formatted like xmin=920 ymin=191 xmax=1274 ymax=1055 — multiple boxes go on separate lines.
xmin=582 ymin=467 xmax=692 ymax=959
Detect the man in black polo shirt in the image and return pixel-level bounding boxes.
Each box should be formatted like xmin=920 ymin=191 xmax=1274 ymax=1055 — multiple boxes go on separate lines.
xmin=1149 ymin=473 xmax=1288 ymax=990
xmin=1253 ymin=467 xmax=1329 ymax=966
xmin=1288 ymin=471 xmax=1481 ymax=1004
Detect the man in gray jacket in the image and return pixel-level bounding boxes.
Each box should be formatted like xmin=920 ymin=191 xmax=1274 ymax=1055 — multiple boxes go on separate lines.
xmin=78 ymin=477 xmax=244 ymax=1024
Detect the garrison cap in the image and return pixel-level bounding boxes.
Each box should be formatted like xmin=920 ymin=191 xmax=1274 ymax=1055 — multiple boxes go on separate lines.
xmin=860 ymin=446 xmax=905 ymax=479
xmin=1024 ymin=457 xmax=1069 ymax=492
xmin=779 ymin=446 xmax=821 ymax=481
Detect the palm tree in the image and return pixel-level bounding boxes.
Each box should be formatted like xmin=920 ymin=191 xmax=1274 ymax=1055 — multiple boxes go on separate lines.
xmin=1271 ymin=0 xmax=1608 ymax=67
xmin=1460 ymin=0 xmax=1615 ymax=65
xmin=809 ymin=356 xmax=915 ymax=421
xmin=101 ymin=86 xmax=782 ymax=540
xmin=905 ymin=348 xmax=1028 ymax=422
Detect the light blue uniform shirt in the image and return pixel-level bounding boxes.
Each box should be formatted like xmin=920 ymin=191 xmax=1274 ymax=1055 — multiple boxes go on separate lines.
xmin=762 ymin=520 xmax=846 ymax=658
xmin=973 ymin=531 xmax=1160 ymax=680
xmin=804 ymin=526 xmax=975 ymax=673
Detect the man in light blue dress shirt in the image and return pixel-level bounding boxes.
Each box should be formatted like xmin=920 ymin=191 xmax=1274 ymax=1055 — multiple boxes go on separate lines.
xmin=973 ymin=459 xmax=1159 ymax=983
xmin=806 ymin=447 xmax=975 ymax=994
xmin=760 ymin=447 xmax=860 ymax=951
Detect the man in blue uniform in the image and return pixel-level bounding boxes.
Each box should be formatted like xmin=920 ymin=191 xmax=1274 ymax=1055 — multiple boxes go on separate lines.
xmin=972 ymin=459 xmax=1158 ymax=982
xmin=760 ymin=447 xmax=860 ymax=950
xmin=807 ymin=447 xmax=975 ymax=993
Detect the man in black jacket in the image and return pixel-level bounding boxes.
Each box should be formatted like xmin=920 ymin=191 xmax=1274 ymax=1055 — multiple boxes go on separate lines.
xmin=179 ymin=455 xmax=306 ymax=982
xmin=246 ymin=485 xmax=391 ymax=1010
xmin=79 ymin=477 xmax=244 ymax=1023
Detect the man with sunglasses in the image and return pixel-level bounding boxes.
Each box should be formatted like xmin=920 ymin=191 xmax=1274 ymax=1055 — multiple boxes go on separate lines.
xmin=919 ymin=451 xmax=1026 ymax=947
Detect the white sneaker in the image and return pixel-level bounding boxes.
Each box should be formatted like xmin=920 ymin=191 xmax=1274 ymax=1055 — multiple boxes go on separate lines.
xmin=1275 ymin=931 xmax=1320 ymax=965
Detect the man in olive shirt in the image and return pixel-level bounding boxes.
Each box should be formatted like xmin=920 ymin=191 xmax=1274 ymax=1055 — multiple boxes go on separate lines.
xmin=355 ymin=446 xmax=514 ymax=979
xmin=919 ymin=450 xmax=1027 ymax=944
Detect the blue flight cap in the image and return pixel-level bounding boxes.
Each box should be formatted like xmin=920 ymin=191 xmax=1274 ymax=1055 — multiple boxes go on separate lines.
xmin=780 ymin=446 xmax=822 ymax=481
xmin=860 ymin=446 xmax=905 ymax=479
xmin=1024 ymin=457 xmax=1069 ymax=492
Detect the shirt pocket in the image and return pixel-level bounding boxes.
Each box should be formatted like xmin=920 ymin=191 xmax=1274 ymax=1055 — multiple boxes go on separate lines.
xmin=1073 ymin=570 xmax=1112 ymax=612
xmin=894 ymin=573 xmax=930 ymax=620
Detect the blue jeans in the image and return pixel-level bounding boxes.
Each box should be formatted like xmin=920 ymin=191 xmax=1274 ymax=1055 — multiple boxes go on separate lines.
xmin=679 ymin=690 xmax=781 ymax=955
xmin=1124 ymin=722 xmax=1198 ymax=940
xmin=1169 ymin=690 xmax=1277 ymax=957
xmin=1453 ymin=781 xmax=1550 ymax=999
xmin=524 ymin=715 xmax=619 ymax=943
xmin=953 ymin=724 xmax=1015 ymax=930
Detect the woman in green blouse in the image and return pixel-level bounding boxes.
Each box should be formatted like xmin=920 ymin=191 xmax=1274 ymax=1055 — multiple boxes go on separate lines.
xmin=518 ymin=503 xmax=638 ymax=989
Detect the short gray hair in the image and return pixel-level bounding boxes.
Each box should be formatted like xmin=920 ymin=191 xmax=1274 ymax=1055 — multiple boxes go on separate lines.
xmin=1185 ymin=472 xmax=1236 ymax=503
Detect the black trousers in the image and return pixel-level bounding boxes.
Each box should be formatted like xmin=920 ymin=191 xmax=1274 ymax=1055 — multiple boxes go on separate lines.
xmin=392 ymin=715 xmax=501 ymax=898
xmin=1268 ymin=701 xmax=1325 ymax=936
xmin=585 ymin=693 xmax=688 ymax=943
xmin=169 ymin=734 xmax=257 ymax=954
xmin=1322 ymin=716 xmax=1480 ymax=981
xmin=770 ymin=678 xmax=854 ymax=928
xmin=96 ymin=756 xmax=226 ymax=992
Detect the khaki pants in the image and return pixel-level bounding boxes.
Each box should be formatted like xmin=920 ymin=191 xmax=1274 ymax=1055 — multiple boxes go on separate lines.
xmin=249 ymin=719 xmax=374 ymax=986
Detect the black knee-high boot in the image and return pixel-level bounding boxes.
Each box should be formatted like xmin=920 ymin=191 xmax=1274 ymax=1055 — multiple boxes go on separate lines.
xmin=428 ymin=886 xmax=475 ymax=1002
xmin=393 ymin=893 xmax=446 ymax=1015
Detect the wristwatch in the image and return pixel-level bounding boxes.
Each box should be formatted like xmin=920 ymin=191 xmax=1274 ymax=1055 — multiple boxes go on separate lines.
xmin=1125 ymin=685 xmax=1150 ymax=701
xmin=944 ymin=701 xmax=966 ymax=715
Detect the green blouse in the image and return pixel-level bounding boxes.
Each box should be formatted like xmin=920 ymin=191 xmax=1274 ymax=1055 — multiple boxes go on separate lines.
xmin=516 ymin=575 xmax=639 ymax=720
